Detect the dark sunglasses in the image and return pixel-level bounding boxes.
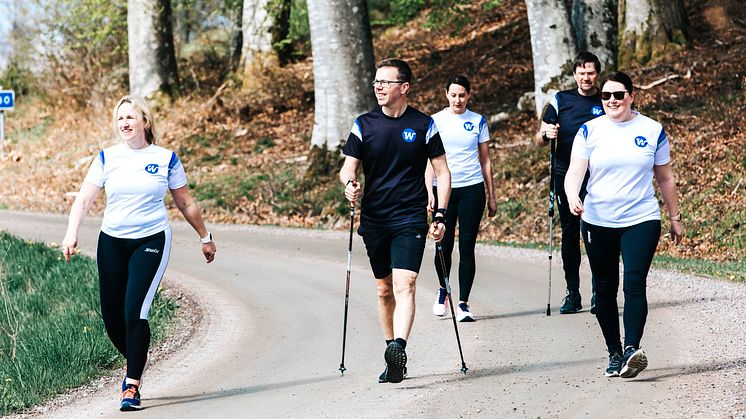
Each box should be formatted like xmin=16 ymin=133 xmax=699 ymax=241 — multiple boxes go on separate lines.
xmin=600 ymin=91 xmax=628 ymax=101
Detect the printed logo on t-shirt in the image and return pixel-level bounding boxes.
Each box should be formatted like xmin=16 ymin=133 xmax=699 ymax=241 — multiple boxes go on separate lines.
xmin=145 ymin=164 xmax=159 ymax=174
xmin=463 ymin=121 xmax=474 ymax=131
xmin=634 ymin=136 xmax=648 ymax=148
xmin=402 ymin=128 xmax=417 ymax=143
xmin=591 ymin=106 xmax=603 ymax=116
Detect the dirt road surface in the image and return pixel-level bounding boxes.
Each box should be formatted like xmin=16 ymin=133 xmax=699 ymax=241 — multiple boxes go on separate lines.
xmin=1 ymin=211 xmax=743 ymax=418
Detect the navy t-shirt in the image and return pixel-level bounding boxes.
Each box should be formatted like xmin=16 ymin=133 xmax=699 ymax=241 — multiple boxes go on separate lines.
xmin=343 ymin=106 xmax=446 ymax=227
xmin=542 ymin=89 xmax=604 ymax=176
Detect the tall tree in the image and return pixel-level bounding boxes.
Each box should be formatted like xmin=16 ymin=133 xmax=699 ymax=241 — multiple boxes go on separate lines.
xmin=128 ymin=0 xmax=180 ymax=99
xmin=571 ymin=0 xmax=617 ymax=72
xmin=618 ymin=0 xmax=688 ymax=67
xmin=229 ymin=0 xmax=244 ymax=72
xmin=524 ymin=0 xmax=577 ymax=116
xmin=307 ymin=0 xmax=376 ymax=152
xmin=239 ymin=0 xmax=291 ymax=89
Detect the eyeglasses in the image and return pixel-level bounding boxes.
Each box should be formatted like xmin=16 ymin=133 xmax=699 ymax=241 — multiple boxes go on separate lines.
xmin=372 ymin=79 xmax=406 ymax=88
xmin=600 ymin=91 xmax=628 ymax=101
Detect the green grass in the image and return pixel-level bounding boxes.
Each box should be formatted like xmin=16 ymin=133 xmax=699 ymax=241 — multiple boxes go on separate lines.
xmin=479 ymin=239 xmax=745 ymax=282
xmin=0 ymin=232 xmax=177 ymax=415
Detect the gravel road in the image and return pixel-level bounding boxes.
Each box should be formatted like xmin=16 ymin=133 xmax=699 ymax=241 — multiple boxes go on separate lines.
xmin=0 ymin=211 xmax=743 ymax=418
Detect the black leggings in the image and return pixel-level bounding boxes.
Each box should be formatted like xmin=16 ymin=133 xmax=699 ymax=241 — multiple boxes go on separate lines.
xmin=97 ymin=228 xmax=172 ymax=380
xmin=555 ymin=174 xmax=590 ymax=292
xmin=581 ymin=220 xmax=660 ymax=354
xmin=433 ymin=182 xmax=486 ymax=302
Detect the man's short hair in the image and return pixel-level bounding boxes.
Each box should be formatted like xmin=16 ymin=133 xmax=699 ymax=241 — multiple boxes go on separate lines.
xmin=376 ymin=58 xmax=412 ymax=83
xmin=573 ymin=51 xmax=601 ymax=74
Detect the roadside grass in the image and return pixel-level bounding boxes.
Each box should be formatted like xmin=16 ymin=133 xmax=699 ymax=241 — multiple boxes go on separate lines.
xmin=0 ymin=232 xmax=176 ymax=415
xmin=479 ymin=239 xmax=745 ymax=282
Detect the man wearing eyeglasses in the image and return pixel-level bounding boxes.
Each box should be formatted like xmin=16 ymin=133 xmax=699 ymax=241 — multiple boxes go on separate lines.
xmin=535 ymin=50 xmax=603 ymax=315
xmin=339 ymin=58 xmax=451 ymax=384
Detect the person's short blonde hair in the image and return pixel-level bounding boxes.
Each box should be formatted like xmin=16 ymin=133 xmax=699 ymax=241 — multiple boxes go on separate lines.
xmin=111 ymin=95 xmax=159 ymax=144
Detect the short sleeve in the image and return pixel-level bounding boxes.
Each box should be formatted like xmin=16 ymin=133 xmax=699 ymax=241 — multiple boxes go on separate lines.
xmin=342 ymin=119 xmax=363 ymax=158
xmin=426 ymin=118 xmax=445 ymax=158
xmin=542 ymin=93 xmax=559 ymax=124
xmin=570 ymin=124 xmax=590 ymax=160
xmin=168 ymin=152 xmax=188 ymax=189
xmin=83 ymin=150 xmax=105 ymax=187
xmin=477 ymin=115 xmax=489 ymax=144
xmin=654 ymin=128 xmax=671 ymax=166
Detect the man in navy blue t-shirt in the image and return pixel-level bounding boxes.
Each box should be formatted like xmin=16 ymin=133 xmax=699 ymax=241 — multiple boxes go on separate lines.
xmin=340 ymin=58 xmax=451 ymax=384
xmin=536 ymin=51 xmax=604 ymax=314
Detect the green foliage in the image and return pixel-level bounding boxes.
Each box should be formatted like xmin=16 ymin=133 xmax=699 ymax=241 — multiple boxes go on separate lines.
xmin=34 ymin=0 xmax=128 ymax=106
xmin=0 ymin=59 xmax=38 ymax=97
xmin=0 ymin=232 xmax=176 ymax=415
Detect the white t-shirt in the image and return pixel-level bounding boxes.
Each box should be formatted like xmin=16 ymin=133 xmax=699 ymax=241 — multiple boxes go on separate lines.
xmin=431 ymin=108 xmax=490 ymax=188
xmin=571 ymin=112 xmax=670 ymax=228
xmin=83 ymin=143 xmax=188 ymax=239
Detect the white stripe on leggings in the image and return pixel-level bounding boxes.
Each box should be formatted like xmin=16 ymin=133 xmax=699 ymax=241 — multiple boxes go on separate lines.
xmin=140 ymin=226 xmax=172 ymax=319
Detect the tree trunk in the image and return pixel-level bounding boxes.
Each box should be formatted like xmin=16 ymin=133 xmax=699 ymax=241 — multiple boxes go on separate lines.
xmin=229 ymin=0 xmax=244 ymax=72
xmin=571 ymin=0 xmax=617 ymax=72
xmin=128 ymin=0 xmax=179 ymax=100
xmin=525 ymin=0 xmax=577 ymax=117
xmin=618 ymin=0 xmax=688 ymax=68
xmin=307 ymin=0 xmax=376 ymax=152
xmin=240 ymin=0 xmax=275 ymax=89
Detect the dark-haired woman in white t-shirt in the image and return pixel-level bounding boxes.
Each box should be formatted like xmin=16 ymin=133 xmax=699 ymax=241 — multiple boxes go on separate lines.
xmin=426 ymin=75 xmax=496 ymax=322
xmin=565 ymin=71 xmax=682 ymax=380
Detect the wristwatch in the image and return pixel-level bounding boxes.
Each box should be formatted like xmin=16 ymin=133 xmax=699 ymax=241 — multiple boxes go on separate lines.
xmin=200 ymin=232 xmax=213 ymax=244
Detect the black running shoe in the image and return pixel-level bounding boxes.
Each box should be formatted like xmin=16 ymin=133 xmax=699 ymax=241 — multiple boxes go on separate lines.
xmin=604 ymin=352 xmax=623 ymax=377
xmin=378 ymin=366 xmax=408 ymax=383
xmin=383 ymin=342 xmax=407 ymax=383
xmin=559 ymin=291 xmax=582 ymax=314
xmin=620 ymin=346 xmax=648 ymax=378
xmin=590 ymin=291 xmax=597 ymax=315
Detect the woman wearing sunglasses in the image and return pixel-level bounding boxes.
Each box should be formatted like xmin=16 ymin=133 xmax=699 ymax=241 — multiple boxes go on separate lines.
xmin=564 ymin=71 xmax=683 ymax=379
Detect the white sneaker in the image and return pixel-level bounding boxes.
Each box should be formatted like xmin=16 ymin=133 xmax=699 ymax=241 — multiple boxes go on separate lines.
xmin=432 ymin=288 xmax=448 ymax=316
xmin=456 ymin=303 xmax=474 ymax=322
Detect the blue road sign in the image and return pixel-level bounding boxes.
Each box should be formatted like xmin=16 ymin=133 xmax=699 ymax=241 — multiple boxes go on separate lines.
xmin=0 ymin=90 xmax=15 ymax=110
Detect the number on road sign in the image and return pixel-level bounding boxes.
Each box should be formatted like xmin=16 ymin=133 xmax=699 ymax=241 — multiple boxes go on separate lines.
xmin=0 ymin=90 xmax=15 ymax=111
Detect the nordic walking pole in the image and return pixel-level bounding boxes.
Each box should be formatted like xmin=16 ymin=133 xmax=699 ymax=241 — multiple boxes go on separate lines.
xmin=435 ymin=234 xmax=468 ymax=374
xmin=339 ymin=190 xmax=355 ymax=375
xmin=546 ymin=136 xmax=556 ymax=316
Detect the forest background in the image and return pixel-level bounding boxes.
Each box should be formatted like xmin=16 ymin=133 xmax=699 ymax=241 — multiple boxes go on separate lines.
xmin=0 ymin=0 xmax=743 ymax=278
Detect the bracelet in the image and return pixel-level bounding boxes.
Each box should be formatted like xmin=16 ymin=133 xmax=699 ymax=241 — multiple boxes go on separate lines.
xmin=669 ymin=212 xmax=681 ymax=222
xmin=435 ymin=208 xmax=448 ymax=217
xmin=200 ymin=232 xmax=213 ymax=244
xmin=346 ymin=179 xmax=355 ymax=186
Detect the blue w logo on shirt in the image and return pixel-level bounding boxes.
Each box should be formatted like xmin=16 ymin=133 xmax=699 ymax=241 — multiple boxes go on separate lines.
xmin=463 ymin=121 xmax=474 ymax=131
xmin=591 ymin=106 xmax=603 ymax=116
xmin=402 ymin=128 xmax=417 ymax=143
xmin=145 ymin=164 xmax=159 ymax=174
xmin=634 ymin=136 xmax=648 ymax=147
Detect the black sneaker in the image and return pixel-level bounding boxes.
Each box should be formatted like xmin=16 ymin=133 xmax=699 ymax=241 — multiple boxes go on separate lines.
xmin=559 ymin=291 xmax=582 ymax=314
xmin=383 ymin=342 xmax=407 ymax=383
xmin=590 ymin=291 xmax=597 ymax=315
xmin=620 ymin=346 xmax=648 ymax=378
xmin=378 ymin=366 xmax=408 ymax=383
xmin=604 ymin=352 xmax=623 ymax=377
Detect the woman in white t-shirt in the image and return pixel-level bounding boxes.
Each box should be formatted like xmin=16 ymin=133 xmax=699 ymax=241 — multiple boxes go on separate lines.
xmin=61 ymin=96 xmax=217 ymax=411
xmin=565 ymin=72 xmax=683 ymax=380
xmin=426 ymin=75 xmax=496 ymax=322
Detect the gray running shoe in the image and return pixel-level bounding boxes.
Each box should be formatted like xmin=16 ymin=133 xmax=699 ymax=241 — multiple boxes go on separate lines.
xmin=620 ymin=346 xmax=648 ymax=378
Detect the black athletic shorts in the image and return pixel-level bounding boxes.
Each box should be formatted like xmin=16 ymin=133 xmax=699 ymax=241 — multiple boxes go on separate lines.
xmin=358 ymin=223 xmax=429 ymax=279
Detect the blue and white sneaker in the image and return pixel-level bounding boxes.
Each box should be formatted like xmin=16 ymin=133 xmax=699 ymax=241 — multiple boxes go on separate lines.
xmin=604 ymin=352 xmax=624 ymax=377
xmin=456 ymin=303 xmax=474 ymax=322
xmin=432 ymin=288 xmax=448 ymax=316
xmin=120 ymin=384 xmax=142 ymax=411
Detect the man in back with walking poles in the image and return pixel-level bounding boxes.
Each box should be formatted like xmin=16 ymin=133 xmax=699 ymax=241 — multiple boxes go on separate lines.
xmin=339 ymin=58 xmax=451 ymax=383
xmin=535 ymin=51 xmax=604 ymax=315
